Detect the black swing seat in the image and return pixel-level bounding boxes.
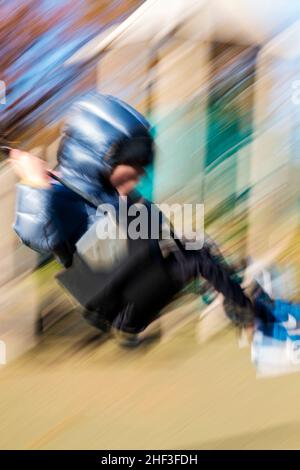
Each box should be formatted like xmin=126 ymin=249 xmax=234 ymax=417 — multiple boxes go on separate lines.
xmin=56 ymin=237 xmax=182 ymax=323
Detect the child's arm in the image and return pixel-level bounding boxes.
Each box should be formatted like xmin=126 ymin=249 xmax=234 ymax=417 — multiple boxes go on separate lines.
xmin=10 ymin=149 xmax=72 ymax=257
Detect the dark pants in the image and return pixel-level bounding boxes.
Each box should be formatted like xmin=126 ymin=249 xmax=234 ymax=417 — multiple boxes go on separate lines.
xmin=111 ymin=242 xmax=255 ymax=333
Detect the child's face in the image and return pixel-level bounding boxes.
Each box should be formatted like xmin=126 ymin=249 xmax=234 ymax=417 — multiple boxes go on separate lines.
xmin=109 ymin=164 xmax=144 ymax=196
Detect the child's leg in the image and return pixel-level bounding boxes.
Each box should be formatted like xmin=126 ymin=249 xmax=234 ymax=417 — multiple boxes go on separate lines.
xmin=194 ymin=244 xmax=277 ymax=326
xmin=196 ymin=237 xmax=245 ymax=303
xmin=193 ymin=248 xmax=252 ymax=305
xmin=170 ymin=242 xmax=255 ymax=327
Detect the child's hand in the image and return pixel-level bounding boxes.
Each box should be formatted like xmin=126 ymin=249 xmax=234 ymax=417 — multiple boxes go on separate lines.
xmin=9 ymin=149 xmax=50 ymax=188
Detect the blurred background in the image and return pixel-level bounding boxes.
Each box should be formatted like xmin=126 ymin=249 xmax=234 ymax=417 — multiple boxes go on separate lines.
xmin=0 ymin=0 xmax=300 ymax=450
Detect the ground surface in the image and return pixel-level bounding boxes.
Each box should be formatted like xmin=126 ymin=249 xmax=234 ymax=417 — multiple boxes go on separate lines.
xmin=2 ymin=306 xmax=300 ymax=450
xmin=0 ymin=225 xmax=299 ymax=450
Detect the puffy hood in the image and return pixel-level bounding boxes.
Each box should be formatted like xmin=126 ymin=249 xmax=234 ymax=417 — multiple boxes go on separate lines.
xmin=57 ymin=93 xmax=154 ymax=200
